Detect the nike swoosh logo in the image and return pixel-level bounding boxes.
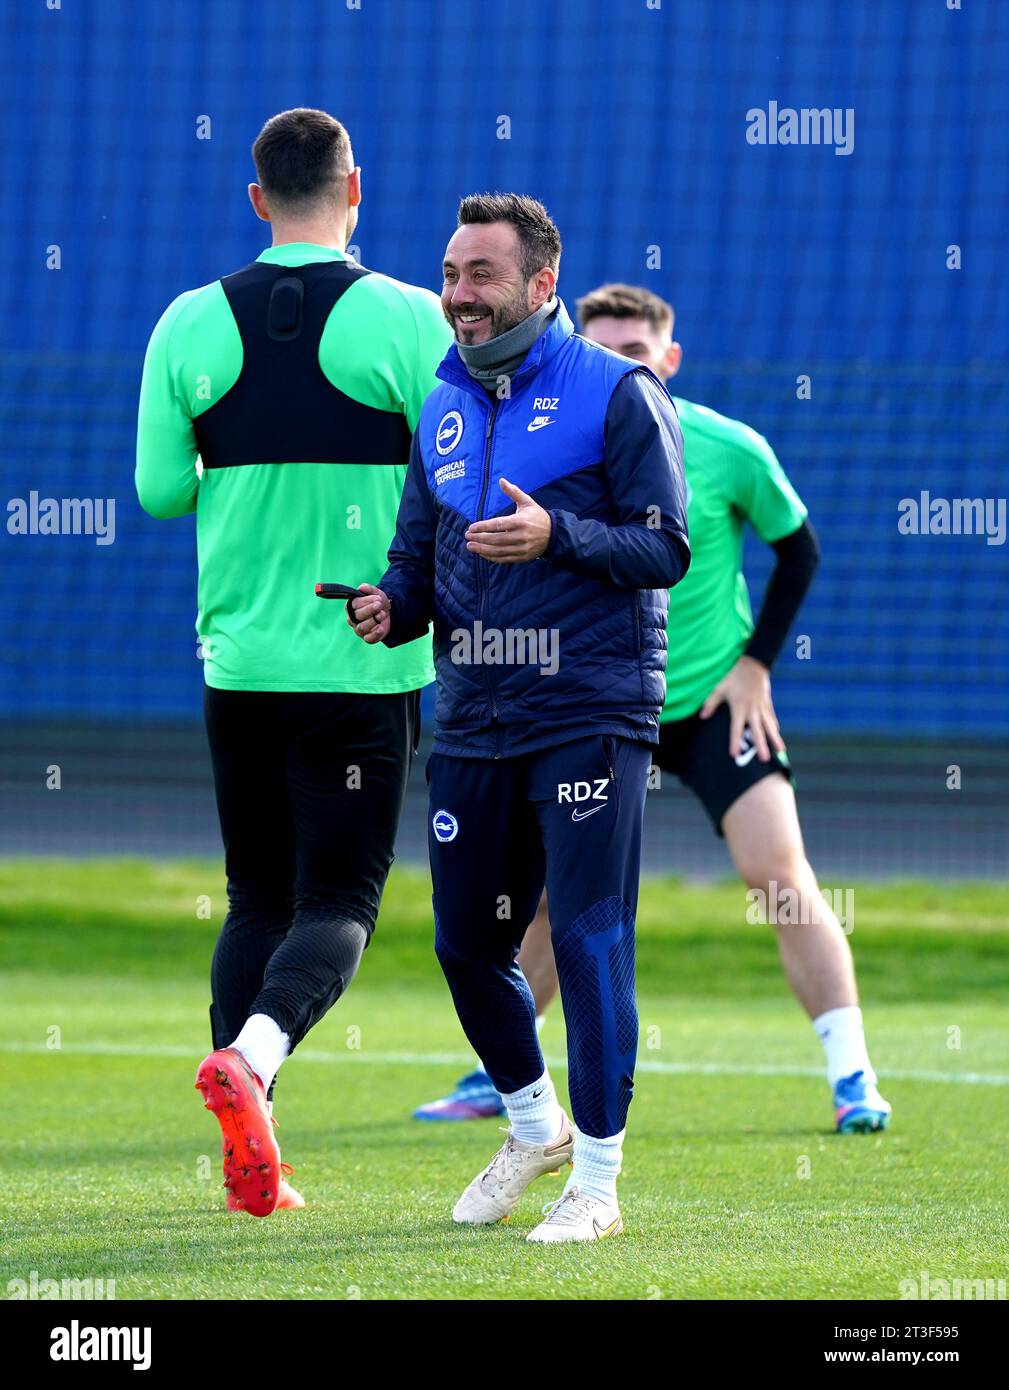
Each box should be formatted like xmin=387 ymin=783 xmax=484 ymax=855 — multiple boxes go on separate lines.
xmin=571 ymin=804 xmax=606 ymax=822
xmin=734 ymin=745 xmax=758 ymax=767
xmin=527 ymin=419 xmax=554 ymax=432
xmin=592 ymin=1215 xmax=622 ymax=1239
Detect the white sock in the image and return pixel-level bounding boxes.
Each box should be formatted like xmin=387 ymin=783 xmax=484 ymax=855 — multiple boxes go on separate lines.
xmin=501 ymin=1070 xmax=564 ymax=1145
xmin=568 ymin=1128 xmax=624 ymax=1207
xmin=535 ymin=1014 xmax=546 ymax=1033
xmin=230 ymin=1013 xmax=290 ymax=1094
xmin=813 ymin=1005 xmax=876 ymax=1090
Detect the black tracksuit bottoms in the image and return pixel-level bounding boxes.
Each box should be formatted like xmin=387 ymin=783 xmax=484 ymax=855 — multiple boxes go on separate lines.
xmin=203 ymin=686 xmax=419 ymax=1066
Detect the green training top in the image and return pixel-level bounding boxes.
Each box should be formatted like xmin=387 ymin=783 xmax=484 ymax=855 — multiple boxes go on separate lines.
xmin=662 ymin=397 xmax=807 ymax=722
xmin=135 ymin=243 xmax=451 ymax=693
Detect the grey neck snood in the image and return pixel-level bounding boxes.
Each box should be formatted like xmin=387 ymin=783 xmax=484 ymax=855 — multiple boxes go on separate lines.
xmin=456 ymin=297 xmax=558 ymax=386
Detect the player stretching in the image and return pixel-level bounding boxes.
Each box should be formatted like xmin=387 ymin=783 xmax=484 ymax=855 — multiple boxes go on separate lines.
xmin=351 ymin=201 xmax=689 ymax=1241
xmin=416 ymin=284 xmax=891 ymax=1136
xmin=136 ymin=109 xmax=449 ymax=1216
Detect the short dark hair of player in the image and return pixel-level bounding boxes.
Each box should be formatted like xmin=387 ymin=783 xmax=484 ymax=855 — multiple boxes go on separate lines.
xmin=576 ymin=283 xmax=675 ymax=337
xmin=457 ymin=193 xmax=563 ymax=282
xmin=252 ymin=108 xmax=353 ymax=208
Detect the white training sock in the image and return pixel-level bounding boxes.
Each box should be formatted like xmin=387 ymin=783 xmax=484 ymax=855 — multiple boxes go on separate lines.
xmin=569 ymin=1128 xmax=624 ymax=1207
xmin=813 ymin=1005 xmax=876 ymax=1089
xmin=230 ymin=1013 xmax=290 ymax=1094
xmin=501 ymin=1070 xmax=564 ymax=1145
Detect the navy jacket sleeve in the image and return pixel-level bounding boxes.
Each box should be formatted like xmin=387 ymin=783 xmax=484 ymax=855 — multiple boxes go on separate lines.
xmin=377 ymin=431 xmax=437 ymax=647
xmin=543 ymin=369 xmax=690 ymax=589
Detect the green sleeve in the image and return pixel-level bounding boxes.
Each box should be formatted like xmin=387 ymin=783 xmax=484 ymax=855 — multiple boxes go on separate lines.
xmin=727 ymin=425 xmax=807 ymax=543
xmin=401 ymin=286 xmax=454 ymax=431
xmin=320 ymin=276 xmax=451 ymax=434
xmin=135 ymin=291 xmax=201 ymax=519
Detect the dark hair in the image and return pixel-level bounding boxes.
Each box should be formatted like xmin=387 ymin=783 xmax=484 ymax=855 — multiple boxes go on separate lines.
xmin=252 ymin=108 xmax=353 ymax=207
xmin=576 ymin=283 xmax=675 ymax=336
xmin=457 ymin=193 xmax=562 ymax=281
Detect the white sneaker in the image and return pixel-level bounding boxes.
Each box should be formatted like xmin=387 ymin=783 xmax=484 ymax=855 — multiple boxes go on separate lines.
xmin=452 ymin=1120 xmax=574 ymax=1225
xmin=526 ymin=1185 xmax=623 ymax=1243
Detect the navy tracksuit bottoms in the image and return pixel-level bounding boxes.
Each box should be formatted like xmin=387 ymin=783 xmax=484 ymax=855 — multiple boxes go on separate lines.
xmin=427 ymin=734 xmax=651 ymax=1138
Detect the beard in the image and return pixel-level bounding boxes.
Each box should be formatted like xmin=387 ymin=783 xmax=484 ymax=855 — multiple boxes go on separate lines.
xmin=445 ymin=281 xmax=534 ymax=344
xmin=488 ymin=283 xmax=537 ymax=337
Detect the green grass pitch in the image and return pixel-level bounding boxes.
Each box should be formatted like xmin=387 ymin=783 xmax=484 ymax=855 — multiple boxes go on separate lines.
xmin=2 ymin=860 xmax=1008 ymax=1300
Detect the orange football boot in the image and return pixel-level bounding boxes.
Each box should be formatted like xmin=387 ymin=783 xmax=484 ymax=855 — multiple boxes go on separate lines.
xmin=195 ymin=1047 xmax=283 ymax=1218
xmin=226 ymin=1164 xmax=305 ymax=1213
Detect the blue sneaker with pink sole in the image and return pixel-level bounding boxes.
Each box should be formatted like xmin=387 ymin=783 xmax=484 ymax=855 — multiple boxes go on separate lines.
xmin=413 ymin=1069 xmax=506 ymax=1122
xmin=834 ymin=1069 xmax=892 ymax=1133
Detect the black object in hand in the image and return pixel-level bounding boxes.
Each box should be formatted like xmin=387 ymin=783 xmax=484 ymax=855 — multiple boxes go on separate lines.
xmin=315 ymin=583 xmax=362 ymax=601
xmin=315 ymin=581 xmax=366 ymax=624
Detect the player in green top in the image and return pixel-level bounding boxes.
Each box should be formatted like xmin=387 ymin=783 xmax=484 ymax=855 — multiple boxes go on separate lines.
xmin=137 ymin=108 xmax=451 ymax=1217
xmin=414 ymin=283 xmax=890 ymax=1136
xmin=136 ymin=159 xmax=446 ymax=697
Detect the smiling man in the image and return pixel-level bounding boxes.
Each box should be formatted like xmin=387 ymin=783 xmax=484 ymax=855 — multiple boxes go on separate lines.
xmin=349 ymin=195 xmax=689 ymax=1243
xmin=417 ymin=283 xmax=891 ymax=1139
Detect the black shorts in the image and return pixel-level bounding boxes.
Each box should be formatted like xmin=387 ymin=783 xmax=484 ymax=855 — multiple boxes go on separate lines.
xmin=203 ymin=685 xmax=420 ymax=935
xmin=654 ymin=702 xmax=793 ymax=835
